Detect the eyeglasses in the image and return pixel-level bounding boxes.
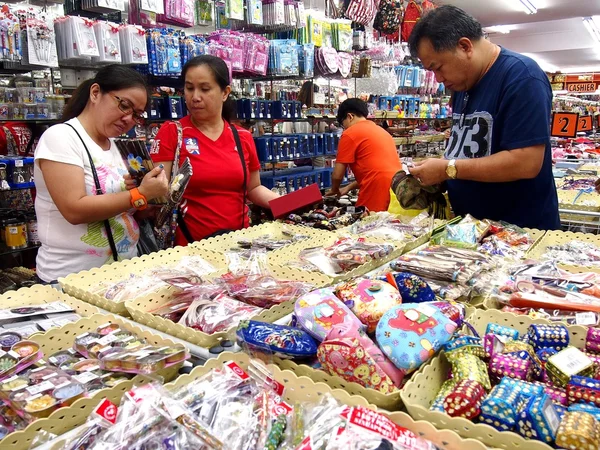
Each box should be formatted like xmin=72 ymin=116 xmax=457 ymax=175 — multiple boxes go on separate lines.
xmin=112 ymin=95 xmax=145 ymax=124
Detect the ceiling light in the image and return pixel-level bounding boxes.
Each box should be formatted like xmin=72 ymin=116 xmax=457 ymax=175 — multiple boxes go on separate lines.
xmin=518 ymin=0 xmax=537 ymax=14
xmin=484 ymin=25 xmax=514 ymax=34
xmin=583 ymin=17 xmax=600 ymax=44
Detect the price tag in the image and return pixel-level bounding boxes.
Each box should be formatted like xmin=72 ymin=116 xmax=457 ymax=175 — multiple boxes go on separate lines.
xmin=15 ymin=159 xmax=23 ymax=167
xmin=26 ymin=380 xmax=54 ymax=396
xmin=576 ymin=312 xmax=597 ymax=326
xmin=73 ymin=372 xmax=99 ymax=384
xmin=577 ymin=115 xmax=593 ymax=132
xmin=551 ymin=112 xmax=579 ymax=138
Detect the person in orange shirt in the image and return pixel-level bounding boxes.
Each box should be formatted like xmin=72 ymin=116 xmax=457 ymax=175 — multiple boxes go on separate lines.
xmin=325 ymin=98 xmax=402 ymax=212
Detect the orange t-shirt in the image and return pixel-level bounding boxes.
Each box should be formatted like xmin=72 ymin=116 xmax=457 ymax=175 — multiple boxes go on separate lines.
xmin=336 ymin=120 xmax=402 ymax=212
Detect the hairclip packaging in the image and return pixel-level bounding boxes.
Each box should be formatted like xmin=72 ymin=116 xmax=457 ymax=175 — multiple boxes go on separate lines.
xmin=92 ymin=21 xmax=121 ymax=63
xmin=119 ymin=24 xmax=148 ymax=65
xmin=26 ymin=14 xmax=58 ymax=67
xmin=147 ymin=28 xmax=181 ymax=76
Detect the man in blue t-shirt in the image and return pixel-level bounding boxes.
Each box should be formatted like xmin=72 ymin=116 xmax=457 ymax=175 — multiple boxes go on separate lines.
xmin=408 ymin=5 xmax=560 ymax=230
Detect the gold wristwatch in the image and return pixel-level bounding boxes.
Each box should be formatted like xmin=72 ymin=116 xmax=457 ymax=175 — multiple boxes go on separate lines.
xmin=446 ymin=159 xmax=457 ymax=179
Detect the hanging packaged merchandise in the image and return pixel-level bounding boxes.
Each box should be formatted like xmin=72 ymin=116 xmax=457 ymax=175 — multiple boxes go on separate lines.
xmin=81 ymin=0 xmax=125 ymax=13
xmin=139 ymin=0 xmax=165 ymax=14
xmin=119 ymin=24 xmax=148 ymax=64
xmin=147 ymin=29 xmax=181 ymax=76
xmin=207 ymin=41 xmax=233 ymax=80
xmin=269 ymin=39 xmax=299 ymax=76
xmin=345 ymin=0 xmax=377 ymax=26
xmin=332 ymin=19 xmax=352 ymax=53
xmin=246 ymin=0 xmax=263 ymax=25
xmin=373 ymin=0 xmax=402 ymax=36
xmin=225 ymin=0 xmax=244 ymax=21
xmin=128 ymin=0 xmax=158 ymax=27
xmin=296 ymin=0 xmax=306 ymax=27
xmin=157 ymin=0 xmax=195 ymax=27
xmin=284 ymin=0 xmax=297 ymax=28
xmin=92 ymin=21 xmax=121 ymax=64
xmin=263 ymin=0 xmax=286 ymax=27
xmin=244 ymin=35 xmax=270 ymax=75
xmin=298 ymin=43 xmax=315 ymax=77
xmin=209 ymin=30 xmax=245 ymax=73
xmin=196 ymin=0 xmax=214 ymax=25
xmin=180 ymin=35 xmax=207 ymax=65
xmin=26 ymin=15 xmax=58 ymax=67
xmin=56 ymin=16 xmax=99 ymax=60
xmin=401 ymin=0 xmax=423 ymax=43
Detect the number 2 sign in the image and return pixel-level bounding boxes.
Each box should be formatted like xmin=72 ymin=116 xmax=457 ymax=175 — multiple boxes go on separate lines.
xmin=578 ymin=116 xmax=593 ymax=132
xmin=551 ymin=112 xmax=579 ymax=138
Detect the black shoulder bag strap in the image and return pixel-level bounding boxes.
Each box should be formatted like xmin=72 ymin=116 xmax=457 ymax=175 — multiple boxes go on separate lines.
xmin=64 ymin=123 xmax=119 ymax=262
xmin=229 ymin=123 xmax=247 ymax=230
xmin=177 ymin=122 xmax=247 ymax=243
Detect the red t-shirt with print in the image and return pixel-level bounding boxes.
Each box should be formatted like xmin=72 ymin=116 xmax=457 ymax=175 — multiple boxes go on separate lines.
xmin=151 ymin=116 xmax=260 ymax=244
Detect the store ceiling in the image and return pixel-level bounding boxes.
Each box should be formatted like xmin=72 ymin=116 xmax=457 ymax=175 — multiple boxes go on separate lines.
xmin=437 ymin=0 xmax=600 ymax=73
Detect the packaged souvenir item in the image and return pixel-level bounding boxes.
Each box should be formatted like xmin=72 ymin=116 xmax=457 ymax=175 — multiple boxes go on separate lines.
xmin=295 ymin=288 xmax=363 ymax=342
xmin=387 ymin=272 xmax=436 ymax=304
xmin=376 ymin=302 xmax=458 ymax=372
xmin=317 ymin=323 xmax=405 ymax=392
xmin=334 ymin=278 xmax=401 ymax=333
xmin=236 ymin=320 xmax=318 ymax=359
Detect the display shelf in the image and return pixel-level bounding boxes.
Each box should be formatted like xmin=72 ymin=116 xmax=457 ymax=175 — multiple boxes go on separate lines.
xmin=0 ymin=119 xmax=58 ymax=124
xmin=401 ymin=309 xmax=588 ymax=450
xmin=0 ymin=244 xmax=40 ymax=257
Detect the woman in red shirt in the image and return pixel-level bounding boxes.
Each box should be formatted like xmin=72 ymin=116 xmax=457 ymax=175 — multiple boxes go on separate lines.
xmin=150 ymin=55 xmax=279 ymax=244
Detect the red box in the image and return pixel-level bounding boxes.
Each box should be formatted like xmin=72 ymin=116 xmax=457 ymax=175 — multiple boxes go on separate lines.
xmin=269 ymin=184 xmax=323 ymax=219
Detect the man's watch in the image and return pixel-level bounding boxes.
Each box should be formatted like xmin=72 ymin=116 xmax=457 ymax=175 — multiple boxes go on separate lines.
xmin=130 ymin=188 xmax=148 ymax=210
xmin=446 ymin=159 xmax=458 ymax=180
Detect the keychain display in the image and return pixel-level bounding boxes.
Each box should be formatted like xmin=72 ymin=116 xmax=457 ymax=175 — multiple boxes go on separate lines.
xmin=92 ymin=21 xmax=121 ymax=63
xmin=118 ymin=24 xmax=148 ymax=64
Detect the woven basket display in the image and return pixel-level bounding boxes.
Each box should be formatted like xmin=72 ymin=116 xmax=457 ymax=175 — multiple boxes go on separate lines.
xmin=1 ymin=351 xmax=488 ymax=450
xmin=401 ymin=308 xmax=588 ymax=450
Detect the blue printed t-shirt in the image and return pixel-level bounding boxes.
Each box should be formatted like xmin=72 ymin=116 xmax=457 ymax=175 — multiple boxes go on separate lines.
xmin=445 ymin=47 xmax=560 ymax=230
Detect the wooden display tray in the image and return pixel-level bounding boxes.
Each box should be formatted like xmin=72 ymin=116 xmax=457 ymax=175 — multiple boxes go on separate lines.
xmin=2 ymin=352 xmax=488 ymax=450
xmin=0 ymin=312 xmax=185 ymax=449
xmin=401 ymin=308 xmax=588 ymax=450
xmin=0 ymin=285 xmax=100 ymax=322
xmin=268 ymin=234 xmax=406 ymax=284
xmin=188 ymin=222 xmax=337 ymax=255
xmin=124 ymin=265 xmax=331 ymax=349
xmin=59 ymin=247 xmax=227 ymax=316
xmin=527 ymin=230 xmax=600 ymax=273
